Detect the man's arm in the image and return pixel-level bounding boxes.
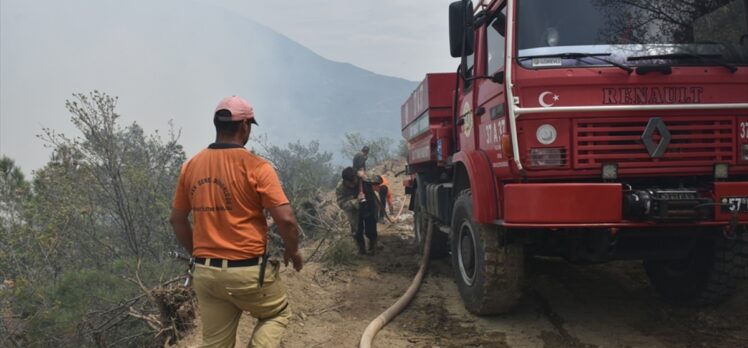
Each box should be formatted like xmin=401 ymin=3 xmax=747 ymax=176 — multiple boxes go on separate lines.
xmin=170 ymin=208 xmax=193 ymax=253
xmin=359 ymin=171 xmax=382 ymax=185
xmin=268 ymin=204 xmax=303 ymax=271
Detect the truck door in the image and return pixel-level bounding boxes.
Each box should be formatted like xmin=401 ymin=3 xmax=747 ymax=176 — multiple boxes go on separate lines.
xmin=476 ymin=6 xmax=508 ymax=161
xmin=458 ymin=30 xmax=479 ymax=152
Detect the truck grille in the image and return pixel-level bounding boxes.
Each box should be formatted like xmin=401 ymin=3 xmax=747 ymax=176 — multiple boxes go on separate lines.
xmin=574 ymin=116 xmax=734 ymax=169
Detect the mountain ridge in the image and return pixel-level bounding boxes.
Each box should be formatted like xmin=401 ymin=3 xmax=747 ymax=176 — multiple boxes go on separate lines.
xmin=0 ymin=0 xmax=418 ymax=171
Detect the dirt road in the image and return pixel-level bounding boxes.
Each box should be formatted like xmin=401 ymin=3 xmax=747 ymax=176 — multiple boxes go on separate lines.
xmin=177 ymin=220 xmax=748 ymax=347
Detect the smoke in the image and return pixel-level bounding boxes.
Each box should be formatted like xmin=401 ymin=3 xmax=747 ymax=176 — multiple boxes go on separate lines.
xmin=1 ymin=0 xmax=417 ymax=173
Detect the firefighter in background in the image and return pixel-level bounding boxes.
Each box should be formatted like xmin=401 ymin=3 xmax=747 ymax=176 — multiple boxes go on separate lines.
xmin=336 ymin=167 xmax=382 ymax=255
xmin=352 ymin=146 xmax=369 ymax=172
xmin=336 ymin=167 xmax=360 ymax=245
xmin=373 ymin=175 xmax=394 ymax=222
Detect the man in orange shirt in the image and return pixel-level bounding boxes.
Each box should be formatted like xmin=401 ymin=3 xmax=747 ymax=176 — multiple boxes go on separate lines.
xmin=170 ymin=96 xmax=303 ymax=348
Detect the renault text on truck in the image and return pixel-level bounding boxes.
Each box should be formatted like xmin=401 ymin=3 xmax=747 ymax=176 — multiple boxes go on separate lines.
xmin=402 ymin=0 xmax=748 ymax=314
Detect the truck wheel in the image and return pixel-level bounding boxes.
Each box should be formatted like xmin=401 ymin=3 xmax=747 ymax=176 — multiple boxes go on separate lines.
xmin=451 ymin=190 xmax=524 ymax=315
xmin=413 ymin=178 xmax=448 ymax=258
xmin=644 ymin=235 xmax=746 ymax=305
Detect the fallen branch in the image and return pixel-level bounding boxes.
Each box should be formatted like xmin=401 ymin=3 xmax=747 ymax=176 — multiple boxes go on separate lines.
xmin=127 ymin=307 xmax=161 ymax=331
xmin=83 ymin=275 xmax=194 ymax=346
xmin=311 ymin=303 xmax=346 ymax=316
xmin=307 ymin=237 xmax=328 ymax=262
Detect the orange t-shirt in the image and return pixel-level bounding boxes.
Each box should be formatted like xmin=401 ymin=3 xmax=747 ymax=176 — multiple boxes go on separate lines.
xmin=172 ymin=144 xmax=289 ymax=259
xmin=373 ymin=176 xmax=393 ymax=205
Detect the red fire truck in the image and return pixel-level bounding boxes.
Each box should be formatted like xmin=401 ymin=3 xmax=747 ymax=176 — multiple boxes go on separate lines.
xmin=403 ymin=0 xmax=748 ymax=314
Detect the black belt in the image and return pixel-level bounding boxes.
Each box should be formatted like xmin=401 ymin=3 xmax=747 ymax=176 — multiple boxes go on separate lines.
xmin=195 ymin=257 xmax=260 ymax=268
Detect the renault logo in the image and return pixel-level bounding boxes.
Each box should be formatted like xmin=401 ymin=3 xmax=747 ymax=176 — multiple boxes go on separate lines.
xmin=641 ymin=117 xmax=671 ymax=158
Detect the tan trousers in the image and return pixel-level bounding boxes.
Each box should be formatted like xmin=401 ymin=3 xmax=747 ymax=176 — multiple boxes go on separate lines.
xmin=193 ymin=259 xmax=291 ymax=348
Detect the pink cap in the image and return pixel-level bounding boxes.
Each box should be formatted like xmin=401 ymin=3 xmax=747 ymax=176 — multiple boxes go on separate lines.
xmin=214 ymin=96 xmax=258 ymax=125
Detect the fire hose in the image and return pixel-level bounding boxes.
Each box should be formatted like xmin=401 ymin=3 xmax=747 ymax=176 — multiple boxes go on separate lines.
xmin=359 ymin=215 xmax=434 ymax=348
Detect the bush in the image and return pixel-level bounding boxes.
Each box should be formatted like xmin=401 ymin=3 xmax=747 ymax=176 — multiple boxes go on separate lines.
xmin=252 ymin=135 xmax=337 ymax=242
xmin=321 ymin=237 xmax=358 ymax=266
xmin=398 ymin=139 xmax=408 ymax=158
xmin=340 ymin=132 xmax=397 ymax=165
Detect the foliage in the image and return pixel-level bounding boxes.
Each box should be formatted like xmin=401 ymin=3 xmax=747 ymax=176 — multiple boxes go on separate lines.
xmin=0 ymin=90 xmax=368 ymax=346
xmin=340 ymin=132 xmax=399 ymax=166
xmin=398 ymin=139 xmax=408 ymax=158
xmin=321 ymin=237 xmax=358 ymax=266
xmin=252 ymin=135 xmax=337 ymax=240
xmin=253 ymin=135 xmax=335 ymax=204
xmin=38 ymin=91 xmax=186 ymax=260
xmin=0 ymin=91 xmax=187 ymax=347
xmin=0 ymin=157 xmax=34 ymax=280
xmin=0 ymin=157 xmax=31 ymax=225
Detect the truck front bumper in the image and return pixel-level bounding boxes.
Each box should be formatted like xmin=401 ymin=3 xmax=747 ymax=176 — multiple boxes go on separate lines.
xmin=502 ymin=182 xmax=748 ymax=227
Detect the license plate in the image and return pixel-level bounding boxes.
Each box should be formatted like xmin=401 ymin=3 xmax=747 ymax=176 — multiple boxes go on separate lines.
xmin=721 ymin=197 xmax=748 ymax=212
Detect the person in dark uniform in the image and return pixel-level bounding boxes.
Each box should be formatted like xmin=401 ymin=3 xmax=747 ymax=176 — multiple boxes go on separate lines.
xmin=352 ymin=146 xmax=369 ymax=172
xmin=336 ymin=167 xmax=381 ymax=254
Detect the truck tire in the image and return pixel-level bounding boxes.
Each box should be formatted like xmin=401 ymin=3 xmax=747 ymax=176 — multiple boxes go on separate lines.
xmin=413 ymin=185 xmax=449 ymax=258
xmin=644 ymin=235 xmax=747 ymax=305
xmin=451 ymin=190 xmax=524 ymax=315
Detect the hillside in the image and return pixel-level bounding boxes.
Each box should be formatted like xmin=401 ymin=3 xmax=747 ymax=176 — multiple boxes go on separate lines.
xmin=0 ymin=0 xmax=418 ymax=171
xmin=173 ymin=161 xmax=748 ymax=347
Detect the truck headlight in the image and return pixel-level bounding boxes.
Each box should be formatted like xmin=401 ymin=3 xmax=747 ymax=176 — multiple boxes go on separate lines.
xmin=530 ymin=148 xmax=565 ymax=167
xmin=602 ymin=163 xmax=618 ymax=180
xmin=714 ymin=163 xmax=729 ymax=179
xmin=536 ymin=124 xmax=557 ymax=145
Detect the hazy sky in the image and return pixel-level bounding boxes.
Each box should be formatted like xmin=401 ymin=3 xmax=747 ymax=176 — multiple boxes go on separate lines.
xmin=206 ymin=0 xmax=458 ymax=80
xmin=0 ymin=0 xmax=459 ymax=174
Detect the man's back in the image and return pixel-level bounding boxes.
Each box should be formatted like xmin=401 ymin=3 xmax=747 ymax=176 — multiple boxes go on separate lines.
xmin=353 ymin=152 xmax=367 ymax=171
xmin=173 ymin=144 xmax=288 ymax=259
xmin=170 ymin=95 xmax=302 ymax=348
xmin=358 ymin=180 xmax=379 ymax=218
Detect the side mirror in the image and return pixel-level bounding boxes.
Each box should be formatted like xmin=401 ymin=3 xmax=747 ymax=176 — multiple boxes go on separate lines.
xmin=449 ymin=0 xmax=474 ymax=58
xmin=492 ymin=11 xmax=506 ymax=37
xmin=490 ymin=71 xmax=505 ymax=84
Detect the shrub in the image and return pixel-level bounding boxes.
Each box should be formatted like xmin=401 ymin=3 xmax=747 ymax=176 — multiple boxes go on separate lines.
xmin=321 ymin=237 xmax=358 ymax=266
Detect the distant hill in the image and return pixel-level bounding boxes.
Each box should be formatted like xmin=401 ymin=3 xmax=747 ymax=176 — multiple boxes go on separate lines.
xmin=0 ymin=0 xmax=418 ymax=171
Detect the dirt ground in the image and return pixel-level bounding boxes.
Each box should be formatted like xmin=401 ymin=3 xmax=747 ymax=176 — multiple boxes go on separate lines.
xmin=175 ymin=168 xmax=748 ymax=348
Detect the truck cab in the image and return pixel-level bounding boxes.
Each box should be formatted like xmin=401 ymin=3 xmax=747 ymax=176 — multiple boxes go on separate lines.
xmin=403 ymin=0 xmax=748 ymax=314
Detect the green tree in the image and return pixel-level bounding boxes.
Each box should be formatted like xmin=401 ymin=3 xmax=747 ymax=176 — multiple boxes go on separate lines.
xmin=340 ymin=132 xmax=398 ymax=166
xmin=397 ymin=139 xmax=408 ymax=158
xmin=39 ymin=91 xmax=185 ymax=260
xmin=0 ymin=157 xmax=33 ymax=278
xmin=1 ymin=91 xmax=188 ymax=347
xmin=253 ymin=136 xmax=336 ymax=239
xmin=254 ymin=136 xmax=335 ymax=204
xmin=340 ymin=132 xmax=367 ymax=160
xmin=368 ymin=136 xmax=396 ymax=164
xmin=0 ymin=157 xmax=31 ymax=225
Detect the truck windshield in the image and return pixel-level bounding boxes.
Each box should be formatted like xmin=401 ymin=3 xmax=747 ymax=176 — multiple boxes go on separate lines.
xmin=516 ymin=0 xmax=748 ymax=68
